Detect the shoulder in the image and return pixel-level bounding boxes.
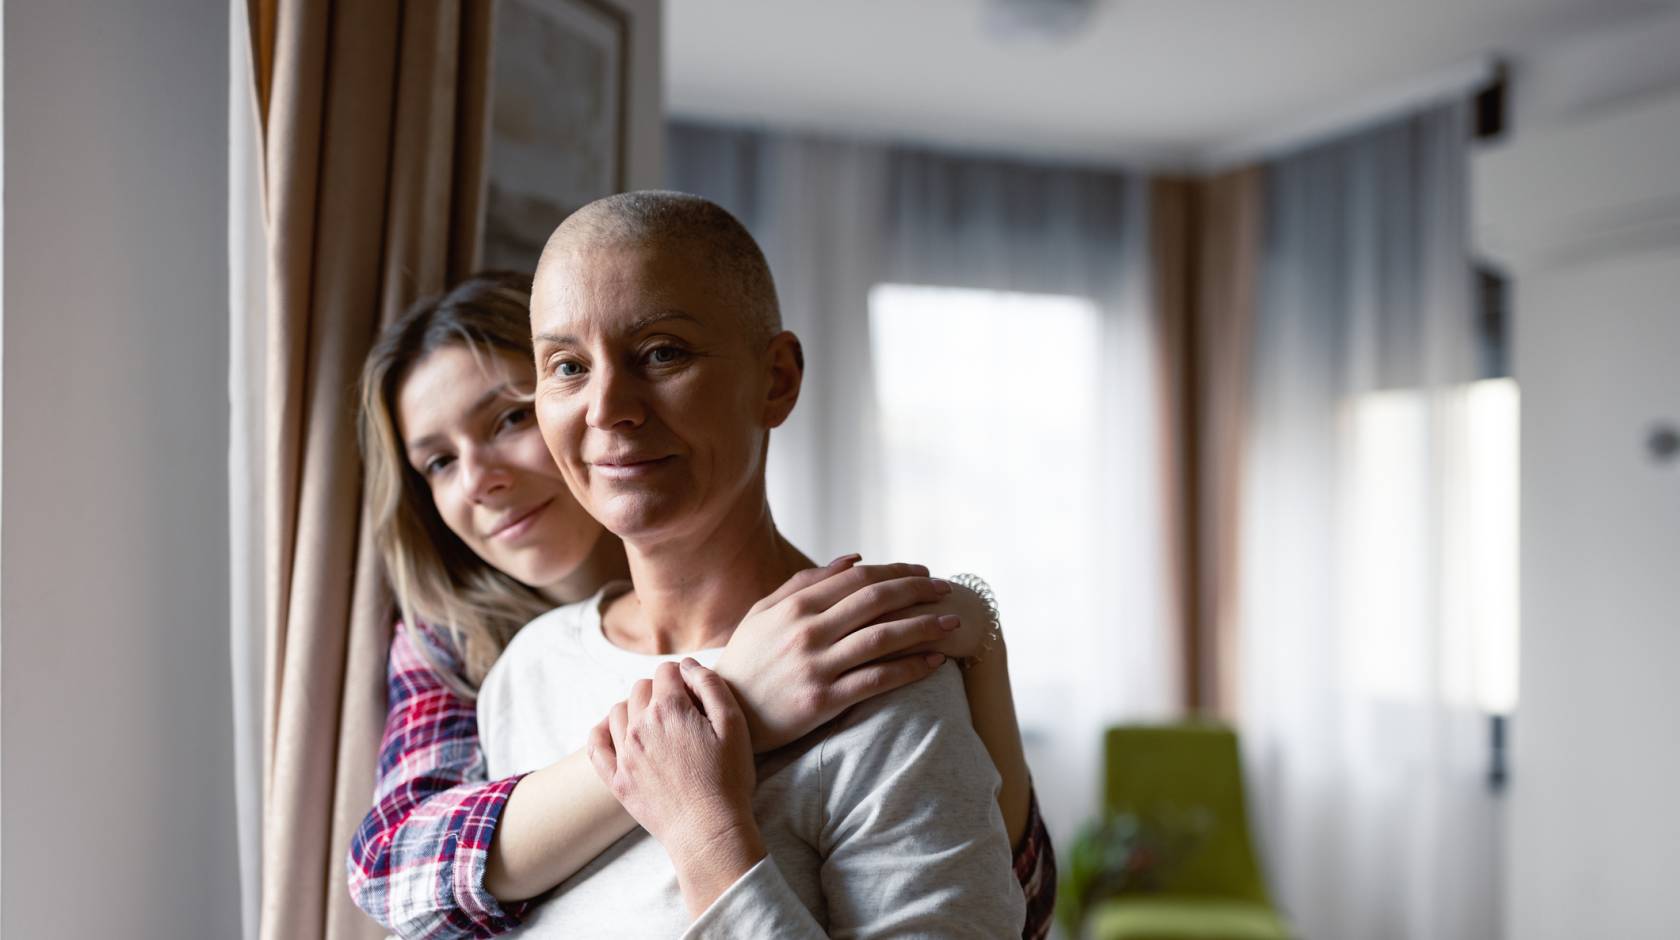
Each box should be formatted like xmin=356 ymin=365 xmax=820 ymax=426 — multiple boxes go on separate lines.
xmin=498 ymin=601 xmax=582 ymax=658
xmin=817 ymin=664 xmax=996 ymax=796
xmin=478 ymin=599 xmax=592 ymax=700
xmin=393 ymin=618 xmax=458 ymax=664
xmin=839 ymin=661 xmax=973 ymax=732
xmin=389 ymin=619 xmax=473 ymax=694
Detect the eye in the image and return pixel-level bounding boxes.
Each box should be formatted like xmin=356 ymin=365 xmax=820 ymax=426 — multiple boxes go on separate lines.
xmin=421 ymin=453 xmax=455 ymax=478
xmin=645 ymin=344 xmax=689 ymax=366
xmin=496 ymin=406 xmax=533 ymax=433
xmin=549 ymin=356 xmax=585 ymax=378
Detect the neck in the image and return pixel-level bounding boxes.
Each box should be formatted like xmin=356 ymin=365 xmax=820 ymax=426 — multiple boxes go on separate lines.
xmin=610 ymin=480 xmax=813 ymax=654
xmin=538 ymin=529 xmax=630 ymax=606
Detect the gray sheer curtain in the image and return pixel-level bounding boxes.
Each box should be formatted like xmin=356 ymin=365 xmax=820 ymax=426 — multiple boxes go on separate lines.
xmin=1239 ymin=101 xmax=1501 ymax=939
xmin=669 ymin=121 xmax=1172 ymax=847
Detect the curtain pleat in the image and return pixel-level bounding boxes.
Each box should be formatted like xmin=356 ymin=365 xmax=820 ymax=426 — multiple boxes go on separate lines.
xmin=1195 ymin=169 xmax=1262 ymax=717
xmin=1149 ymin=177 xmax=1198 ymax=712
xmin=1149 ymin=169 xmax=1262 ymax=718
xmin=246 ymin=3 xmax=493 ymax=937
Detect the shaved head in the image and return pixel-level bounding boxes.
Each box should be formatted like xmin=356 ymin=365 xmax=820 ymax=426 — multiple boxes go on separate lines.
xmin=536 ymin=190 xmax=782 ymax=349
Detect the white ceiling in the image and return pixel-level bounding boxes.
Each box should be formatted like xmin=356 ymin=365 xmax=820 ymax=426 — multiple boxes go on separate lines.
xmin=665 ymin=0 xmax=1676 ymax=168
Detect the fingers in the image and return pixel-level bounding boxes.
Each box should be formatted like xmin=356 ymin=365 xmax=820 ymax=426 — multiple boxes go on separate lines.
xmin=607 ymin=700 xmax=628 ymax=755
xmin=783 ymin=562 xmax=936 ymax=624
xmin=679 ymin=657 xmax=745 ymax=739
xmin=651 ymin=660 xmax=691 ymax=710
xmin=748 ymin=554 xmax=861 ymax=615
xmin=813 ymin=574 xmax=953 ymax=644
xmin=586 ymin=718 xmax=617 ymax=784
xmin=826 ymin=653 xmax=946 ymax=711
xmin=823 ymin=612 xmax=961 ymax=671
xmin=626 ymin=677 xmax=652 ymax=728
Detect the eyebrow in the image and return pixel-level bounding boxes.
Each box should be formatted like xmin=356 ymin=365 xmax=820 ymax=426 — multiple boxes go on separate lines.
xmin=534 ymin=309 xmax=703 ymax=348
xmin=404 ymin=383 xmax=518 ymax=455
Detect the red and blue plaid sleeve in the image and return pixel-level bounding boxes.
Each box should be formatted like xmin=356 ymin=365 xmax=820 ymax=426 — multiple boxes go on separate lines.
xmin=1014 ymin=785 xmax=1057 ymax=940
xmin=347 ymin=621 xmax=531 ymax=939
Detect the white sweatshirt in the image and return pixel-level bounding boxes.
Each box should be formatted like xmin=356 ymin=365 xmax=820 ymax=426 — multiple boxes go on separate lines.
xmin=477 ymin=585 xmax=1026 ymax=939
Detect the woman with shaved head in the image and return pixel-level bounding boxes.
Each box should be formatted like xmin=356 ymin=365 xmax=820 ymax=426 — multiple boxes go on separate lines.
xmin=349 ymin=233 xmax=1053 ymax=937
xmin=475 ymin=191 xmax=1041 ymax=935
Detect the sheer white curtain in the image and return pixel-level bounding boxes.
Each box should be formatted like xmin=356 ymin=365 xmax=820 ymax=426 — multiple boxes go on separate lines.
xmin=1239 ymin=101 xmax=1503 ymax=940
xmin=669 ymin=122 xmax=1173 ymax=847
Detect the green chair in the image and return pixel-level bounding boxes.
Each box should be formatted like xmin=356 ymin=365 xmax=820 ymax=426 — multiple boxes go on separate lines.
xmin=1086 ymin=724 xmax=1291 ymax=940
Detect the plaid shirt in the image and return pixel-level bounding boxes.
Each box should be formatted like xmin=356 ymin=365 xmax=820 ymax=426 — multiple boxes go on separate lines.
xmin=1015 ymin=791 xmax=1057 ymax=940
xmin=348 ymin=620 xmax=1058 ymax=939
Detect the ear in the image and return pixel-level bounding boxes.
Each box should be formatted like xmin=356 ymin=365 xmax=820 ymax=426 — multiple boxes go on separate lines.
xmin=761 ymin=330 xmax=804 ymax=429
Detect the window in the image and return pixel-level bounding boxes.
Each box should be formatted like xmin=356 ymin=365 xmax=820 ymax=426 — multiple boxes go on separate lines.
xmin=867 ymin=283 xmax=1107 ymax=720
xmin=1339 ymin=378 xmax=1520 ymax=714
xmin=1463 ymin=378 xmax=1520 ymax=714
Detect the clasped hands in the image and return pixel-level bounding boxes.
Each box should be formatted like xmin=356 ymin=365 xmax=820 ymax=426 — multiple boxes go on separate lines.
xmin=583 ymin=556 xmax=992 ymax=913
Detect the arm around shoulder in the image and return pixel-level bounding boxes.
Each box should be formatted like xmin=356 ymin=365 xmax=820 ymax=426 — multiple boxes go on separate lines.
xmin=347 ymin=621 xmax=530 ymax=938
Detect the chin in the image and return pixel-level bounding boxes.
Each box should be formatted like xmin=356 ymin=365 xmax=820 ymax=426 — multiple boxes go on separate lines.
xmin=594 ymin=492 xmax=688 ymax=545
xmin=507 ymin=561 xmax=571 ymax=592
xmin=505 ymin=542 xmax=591 ymax=590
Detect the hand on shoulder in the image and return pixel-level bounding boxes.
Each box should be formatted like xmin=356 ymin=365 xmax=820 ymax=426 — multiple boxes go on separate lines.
xmin=713 ymin=555 xmax=961 ymax=751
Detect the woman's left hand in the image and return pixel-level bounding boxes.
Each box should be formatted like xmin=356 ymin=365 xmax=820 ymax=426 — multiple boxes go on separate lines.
xmin=587 ymin=659 xmax=766 ymax=916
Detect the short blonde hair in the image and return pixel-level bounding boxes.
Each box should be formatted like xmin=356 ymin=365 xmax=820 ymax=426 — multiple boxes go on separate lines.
xmin=539 ymin=190 xmax=783 ymax=348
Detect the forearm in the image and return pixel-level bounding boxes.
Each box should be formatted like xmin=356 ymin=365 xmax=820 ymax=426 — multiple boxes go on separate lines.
xmin=349 ymin=775 xmax=531 ymax=937
xmin=961 ymin=642 xmax=1032 ymax=848
xmin=668 ymin=820 xmax=769 ymax=919
xmin=484 ymin=747 xmax=640 ymax=901
xmin=351 ymin=622 xmax=534 ymax=936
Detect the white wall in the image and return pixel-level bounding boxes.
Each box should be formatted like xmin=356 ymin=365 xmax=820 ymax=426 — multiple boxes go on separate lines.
xmin=1 ymin=2 xmax=240 ymax=937
xmin=1476 ymin=56 xmax=1680 ymax=940
xmin=1506 ymin=246 xmax=1680 ymax=940
xmin=1508 ymin=6 xmax=1680 ymax=132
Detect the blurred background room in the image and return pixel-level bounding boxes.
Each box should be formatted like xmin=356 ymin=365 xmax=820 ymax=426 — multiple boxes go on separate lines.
xmin=3 ymin=1 xmax=1678 ymax=938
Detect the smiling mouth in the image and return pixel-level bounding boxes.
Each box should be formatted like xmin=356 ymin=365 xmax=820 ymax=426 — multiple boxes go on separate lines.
xmin=489 ymin=498 xmax=554 ymax=540
xmin=590 ymin=456 xmax=675 ymax=481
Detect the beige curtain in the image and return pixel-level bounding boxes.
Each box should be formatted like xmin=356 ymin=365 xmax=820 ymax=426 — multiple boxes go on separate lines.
xmin=246 ymin=3 xmax=494 ymax=937
xmin=1150 ymin=169 xmax=1262 ymax=718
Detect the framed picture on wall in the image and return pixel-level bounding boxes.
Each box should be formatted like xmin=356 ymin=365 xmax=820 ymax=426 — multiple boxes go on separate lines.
xmin=482 ymin=0 xmax=629 ymax=273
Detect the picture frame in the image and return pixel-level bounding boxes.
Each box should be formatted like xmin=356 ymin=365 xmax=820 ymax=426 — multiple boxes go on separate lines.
xmin=482 ymin=0 xmax=630 ymax=273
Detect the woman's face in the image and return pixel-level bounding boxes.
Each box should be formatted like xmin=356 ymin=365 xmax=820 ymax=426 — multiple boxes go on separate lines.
xmin=396 ymin=343 xmax=604 ymax=596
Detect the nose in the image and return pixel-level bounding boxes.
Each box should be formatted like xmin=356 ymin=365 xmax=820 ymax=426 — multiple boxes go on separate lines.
xmin=457 ymin=445 xmax=510 ymax=503
xmin=585 ymin=360 xmax=646 ymax=431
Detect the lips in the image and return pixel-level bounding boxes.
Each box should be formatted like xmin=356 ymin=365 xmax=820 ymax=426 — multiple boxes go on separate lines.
xmin=589 ymin=455 xmax=674 ymax=481
xmin=487 ymin=498 xmax=554 ymax=540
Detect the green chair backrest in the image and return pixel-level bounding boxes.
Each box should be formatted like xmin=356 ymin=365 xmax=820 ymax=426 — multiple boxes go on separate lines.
xmin=1102 ymin=723 xmax=1271 ymax=905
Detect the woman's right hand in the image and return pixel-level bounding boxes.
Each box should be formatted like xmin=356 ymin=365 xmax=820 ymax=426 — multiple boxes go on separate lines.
xmin=713 ymin=556 xmax=962 ymax=752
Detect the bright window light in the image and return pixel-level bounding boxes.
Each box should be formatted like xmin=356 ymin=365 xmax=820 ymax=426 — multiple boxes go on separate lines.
xmin=1465 ymin=378 xmax=1520 ymax=714
xmin=1339 ymin=388 xmax=1432 ymax=704
xmin=867 ymin=283 xmax=1105 ymax=704
xmin=1338 ymin=378 xmax=1520 ymax=714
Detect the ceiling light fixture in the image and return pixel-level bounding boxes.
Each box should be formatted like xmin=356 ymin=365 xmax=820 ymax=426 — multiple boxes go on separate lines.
xmin=982 ymin=0 xmax=1098 ymax=43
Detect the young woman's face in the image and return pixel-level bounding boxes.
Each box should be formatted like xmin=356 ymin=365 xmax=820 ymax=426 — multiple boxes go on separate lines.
xmin=397 ymin=343 xmax=604 ymax=595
